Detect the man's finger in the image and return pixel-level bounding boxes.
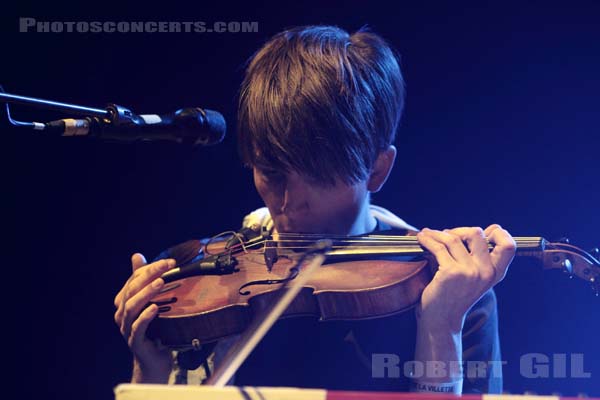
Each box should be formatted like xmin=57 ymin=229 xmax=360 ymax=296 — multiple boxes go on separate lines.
xmin=420 ymin=228 xmax=471 ymax=265
xmin=444 ymin=227 xmax=489 ymax=257
xmin=130 ymin=303 xmax=159 ymax=350
xmin=132 ymin=253 xmax=148 ymax=272
xmin=486 ymin=225 xmax=516 ymax=282
xmin=417 ymin=229 xmax=458 ymax=267
xmin=484 ymin=224 xmax=502 ymax=237
xmin=114 ymin=253 xmax=148 ymax=308
xmin=122 ymin=276 xmax=166 ymax=331
xmin=125 ymin=260 xmax=174 ymax=301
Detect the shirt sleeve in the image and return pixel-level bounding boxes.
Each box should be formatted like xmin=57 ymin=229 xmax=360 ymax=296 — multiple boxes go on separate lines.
xmin=461 ymin=288 xmax=503 ymax=393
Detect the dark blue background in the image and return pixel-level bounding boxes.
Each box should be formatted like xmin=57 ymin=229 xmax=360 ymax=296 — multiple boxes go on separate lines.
xmin=3 ymin=1 xmax=599 ymax=399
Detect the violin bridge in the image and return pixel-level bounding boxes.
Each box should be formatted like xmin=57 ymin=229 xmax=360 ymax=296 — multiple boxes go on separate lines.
xmin=264 ymin=245 xmax=278 ymax=272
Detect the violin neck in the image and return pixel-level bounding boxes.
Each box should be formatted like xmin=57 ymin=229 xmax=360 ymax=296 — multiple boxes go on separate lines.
xmin=323 ymin=236 xmax=547 ymax=258
xmin=514 ymin=237 xmax=548 ymax=253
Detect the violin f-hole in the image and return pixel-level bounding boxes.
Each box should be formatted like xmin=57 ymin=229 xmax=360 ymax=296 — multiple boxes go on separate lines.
xmin=238 ymin=266 xmax=300 ymax=296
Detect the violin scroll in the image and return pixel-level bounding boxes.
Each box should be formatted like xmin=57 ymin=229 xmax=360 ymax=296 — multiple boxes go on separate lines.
xmin=541 ymin=238 xmax=600 ymax=295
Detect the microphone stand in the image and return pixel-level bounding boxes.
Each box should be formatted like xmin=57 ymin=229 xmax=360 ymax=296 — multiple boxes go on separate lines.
xmin=0 ymin=91 xmax=110 ymax=118
xmin=0 ymin=89 xmax=137 ymax=129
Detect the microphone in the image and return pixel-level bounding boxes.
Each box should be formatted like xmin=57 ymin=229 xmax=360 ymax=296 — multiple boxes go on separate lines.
xmin=161 ymin=253 xmax=239 ymax=283
xmin=38 ymin=107 xmax=226 ymax=146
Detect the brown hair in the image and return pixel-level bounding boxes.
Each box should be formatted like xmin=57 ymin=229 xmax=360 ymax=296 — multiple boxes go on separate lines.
xmin=238 ymin=25 xmax=405 ymax=185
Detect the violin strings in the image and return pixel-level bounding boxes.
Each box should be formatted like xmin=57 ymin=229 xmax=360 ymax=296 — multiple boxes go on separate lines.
xmin=221 ymin=236 xmax=421 ymax=252
xmin=212 ymin=240 xmax=546 ymax=270
xmin=274 ymin=233 xmax=543 ymax=244
xmin=275 ymin=233 xmax=418 ymax=240
xmin=218 ymin=236 xmax=545 ymax=254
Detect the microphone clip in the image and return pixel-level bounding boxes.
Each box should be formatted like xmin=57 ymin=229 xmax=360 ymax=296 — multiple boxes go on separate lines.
xmin=106 ymin=103 xmax=137 ymax=125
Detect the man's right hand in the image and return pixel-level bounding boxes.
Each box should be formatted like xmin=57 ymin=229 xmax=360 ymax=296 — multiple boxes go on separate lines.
xmin=113 ymin=253 xmax=175 ymax=383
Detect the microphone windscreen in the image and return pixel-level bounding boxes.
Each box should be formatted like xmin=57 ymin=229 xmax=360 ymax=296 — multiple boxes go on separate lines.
xmin=199 ymin=108 xmax=226 ymax=146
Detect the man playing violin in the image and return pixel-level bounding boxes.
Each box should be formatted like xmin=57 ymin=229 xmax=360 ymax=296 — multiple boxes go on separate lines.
xmin=114 ymin=25 xmax=516 ymax=394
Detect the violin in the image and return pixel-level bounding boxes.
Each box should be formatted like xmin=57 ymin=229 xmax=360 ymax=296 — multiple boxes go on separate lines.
xmin=146 ymin=230 xmax=600 ymax=350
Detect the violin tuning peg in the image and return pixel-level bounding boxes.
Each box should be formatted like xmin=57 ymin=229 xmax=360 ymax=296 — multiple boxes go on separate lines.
xmin=561 ymin=259 xmax=573 ymax=274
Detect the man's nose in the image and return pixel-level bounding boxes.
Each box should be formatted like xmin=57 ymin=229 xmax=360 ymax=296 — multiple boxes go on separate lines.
xmin=280 ymin=173 xmax=307 ymax=213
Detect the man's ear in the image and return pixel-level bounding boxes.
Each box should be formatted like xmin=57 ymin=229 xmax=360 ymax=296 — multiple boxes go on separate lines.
xmin=367 ymin=145 xmax=396 ymax=193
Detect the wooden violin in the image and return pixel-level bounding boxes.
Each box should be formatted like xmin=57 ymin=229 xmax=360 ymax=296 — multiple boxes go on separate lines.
xmin=146 ymin=231 xmax=599 ymax=350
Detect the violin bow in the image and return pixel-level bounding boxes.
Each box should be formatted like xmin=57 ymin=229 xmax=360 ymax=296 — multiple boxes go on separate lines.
xmin=206 ymin=240 xmax=332 ymax=387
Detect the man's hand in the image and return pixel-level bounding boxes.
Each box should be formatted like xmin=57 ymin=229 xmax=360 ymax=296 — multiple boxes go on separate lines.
xmin=416 ymin=224 xmax=516 ymax=331
xmin=411 ymin=224 xmax=515 ymax=392
xmin=113 ymin=253 xmax=175 ymax=383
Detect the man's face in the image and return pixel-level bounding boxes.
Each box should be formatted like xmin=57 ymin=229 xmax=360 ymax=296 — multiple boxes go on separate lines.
xmin=253 ymin=166 xmax=370 ymax=235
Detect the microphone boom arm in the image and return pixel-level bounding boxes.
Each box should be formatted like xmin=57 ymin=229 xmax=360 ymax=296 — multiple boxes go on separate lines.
xmin=0 ymin=91 xmax=110 ymax=118
xmin=1 ymin=88 xmax=226 ymax=146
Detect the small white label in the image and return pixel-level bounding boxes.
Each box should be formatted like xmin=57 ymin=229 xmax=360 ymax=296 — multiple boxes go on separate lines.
xmin=139 ymin=114 xmax=162 ymax=124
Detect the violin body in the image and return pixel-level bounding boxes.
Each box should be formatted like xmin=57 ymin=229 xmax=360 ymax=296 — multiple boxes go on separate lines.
xmin=147 ymin=236 xmax=432 ymax=349
xmin=146 ymin=231 xmax=599 ymax=351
